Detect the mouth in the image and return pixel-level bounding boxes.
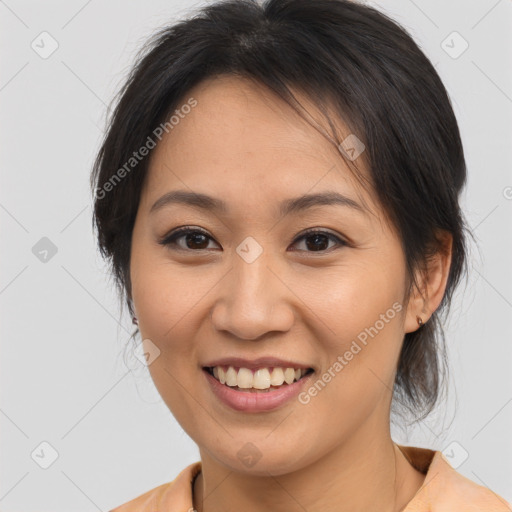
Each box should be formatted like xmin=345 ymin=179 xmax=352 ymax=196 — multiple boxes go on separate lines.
xmin=203 ymin=365 xmax=314 ymax=393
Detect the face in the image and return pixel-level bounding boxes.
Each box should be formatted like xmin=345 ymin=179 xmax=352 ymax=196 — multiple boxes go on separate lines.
xmin=130 ymin=75 xmax=415 ymax=475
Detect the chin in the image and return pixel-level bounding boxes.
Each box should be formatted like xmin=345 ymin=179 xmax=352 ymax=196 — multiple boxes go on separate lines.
xmin=201 ymin=434 xmax=315 ymax=476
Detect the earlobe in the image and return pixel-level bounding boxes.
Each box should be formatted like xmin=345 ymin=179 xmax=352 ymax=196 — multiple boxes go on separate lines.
xmin=404 ymin=289 xmax=427 ymax=333
xmin=404 ymin=231 xmax=453 ymax=333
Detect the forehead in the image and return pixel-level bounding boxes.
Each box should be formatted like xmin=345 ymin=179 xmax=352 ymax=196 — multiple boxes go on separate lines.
xmin=141 ymin=75 xmax=375 ymax=217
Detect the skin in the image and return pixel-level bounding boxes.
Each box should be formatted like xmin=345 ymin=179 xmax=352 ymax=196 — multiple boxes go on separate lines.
xmin=129 ymin=75 xmax=452 ymax=512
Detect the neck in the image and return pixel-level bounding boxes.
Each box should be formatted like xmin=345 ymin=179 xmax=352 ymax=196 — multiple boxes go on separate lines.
xmin=193 ymin=429 xmax=425 ymax=512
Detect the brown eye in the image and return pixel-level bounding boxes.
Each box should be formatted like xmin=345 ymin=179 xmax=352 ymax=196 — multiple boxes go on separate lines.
xmin=183 ymin=231 xmax=210 ymax=249
xmin=159 ymin=226 xmax=347 ymax=254
xmin=290 ymin=229 xmax=347 ymax=253
xmin=159 ymin=227 xmax=220 ymax=251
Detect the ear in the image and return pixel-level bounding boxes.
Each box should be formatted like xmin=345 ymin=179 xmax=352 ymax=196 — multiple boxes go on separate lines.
xmin=404 ymin=231 xmax=453 ymax=334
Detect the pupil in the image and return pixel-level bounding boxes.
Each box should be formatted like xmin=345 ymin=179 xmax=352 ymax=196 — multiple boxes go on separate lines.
xmin=187 ymin=233 xmax=208 ymax=249
xmin=306 ymin=234 xmax=328 ymax=251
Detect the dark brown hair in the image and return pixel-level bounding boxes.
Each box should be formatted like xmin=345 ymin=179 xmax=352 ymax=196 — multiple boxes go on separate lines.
xmin=90 ymin=0 xmax=470 ymax=422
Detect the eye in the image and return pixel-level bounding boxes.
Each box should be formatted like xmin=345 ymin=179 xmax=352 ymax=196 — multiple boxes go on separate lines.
xmin=158 ymin=226 xmax=347 ymax=253
xmin=158 ymin=226 xmax=220 ymax=251
xmin=289 ymin=228 xmax=347 ymax=253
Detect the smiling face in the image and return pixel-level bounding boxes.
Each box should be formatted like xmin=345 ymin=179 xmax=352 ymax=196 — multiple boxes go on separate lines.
xmin=129 ymin=75 xmax=419 ymax=475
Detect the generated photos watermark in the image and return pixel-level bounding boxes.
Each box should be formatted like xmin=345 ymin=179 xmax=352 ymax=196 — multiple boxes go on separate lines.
xmin=95 ymin=97 xmax=198 ymax=200
xmin=298 ymin=301 xmax=403 ymax=404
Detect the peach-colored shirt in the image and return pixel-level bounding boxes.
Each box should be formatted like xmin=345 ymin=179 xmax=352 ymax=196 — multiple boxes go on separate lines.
xmin=110 ymin=445 xmax=511 ymax=511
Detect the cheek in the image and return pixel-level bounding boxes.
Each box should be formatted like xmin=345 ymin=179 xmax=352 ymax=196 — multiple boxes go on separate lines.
xmin=134 ymin=270 xmax=197 ymax=342
xmin=299 ymin=256 xmax=406 ymax=404
xmin=130 ymin=240 xmax=203 ymax=379
xmin=131 ymin=240 xmax=211 ymax=346
xmin=130 ymin=256 xmax=208 ymax=426
xmin=303 ymin=254 xmax=406 ymax=344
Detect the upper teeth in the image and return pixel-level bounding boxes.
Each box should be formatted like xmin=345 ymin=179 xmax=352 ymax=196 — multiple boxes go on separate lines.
xmin=212 ymin=366 xmax=308 ymax=389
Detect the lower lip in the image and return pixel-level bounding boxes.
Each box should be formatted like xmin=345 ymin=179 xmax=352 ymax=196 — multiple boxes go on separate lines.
xmin=203 ymin=369 xmax=313 ymax=412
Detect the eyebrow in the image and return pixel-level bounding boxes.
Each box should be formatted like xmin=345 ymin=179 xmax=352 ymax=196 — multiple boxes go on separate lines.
xmin=149 ymin=189 xmax=366 ymax=216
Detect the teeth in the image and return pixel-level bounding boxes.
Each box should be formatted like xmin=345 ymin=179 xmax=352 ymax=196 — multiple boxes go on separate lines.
xmin=253 ymin=368 xmax=271 ymax=389
xmin=225 ymin=366 xmax=238 ymax=387
xmin=210 ymin=365 xmax=309 ymax=390
xmin=284 ymin=367 xmax=295 ymax=384
xmin=237 ymin=368 xmax=253 ymax=388
xmin=270 ymin=367 xmax=284 ymax=386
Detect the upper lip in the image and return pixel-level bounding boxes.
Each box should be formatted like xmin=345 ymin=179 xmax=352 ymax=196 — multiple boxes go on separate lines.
xmin=202 ymin=357 xmax=314 ymax=370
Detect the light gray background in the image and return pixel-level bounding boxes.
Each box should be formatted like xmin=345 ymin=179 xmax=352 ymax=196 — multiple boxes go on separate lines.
xmin=1 ymin=0 xmax=511 ymax=510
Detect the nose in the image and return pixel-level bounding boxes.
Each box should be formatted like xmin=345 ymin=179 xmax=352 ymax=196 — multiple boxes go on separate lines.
xmin=210 ymin=249 xmax=295 ymax=341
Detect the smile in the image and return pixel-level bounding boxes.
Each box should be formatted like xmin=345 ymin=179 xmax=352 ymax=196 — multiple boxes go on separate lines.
xmin=204 ymin=365 xmax=313 ymax=392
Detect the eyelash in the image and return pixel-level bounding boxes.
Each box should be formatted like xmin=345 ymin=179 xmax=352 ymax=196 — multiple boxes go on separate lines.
xmin=158 ymin=226 xmax=348 ymax=254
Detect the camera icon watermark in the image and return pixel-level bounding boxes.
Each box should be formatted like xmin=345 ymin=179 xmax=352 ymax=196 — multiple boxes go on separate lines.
xmin=134 ymin=338 xmax=161 ymax=366
xmin=31 ymin=441 xmax=59 ymax=469
xmin=32 ymin=237 xmax=58 ymax=263
xmin=338 ymin=134 xmax=365 ymax=161
xmin=237 ymin=442 xmax=262 ymax=468
xmin=441 ymin=31 xmax=469 ymax=59
xmin=236 ymin=236 xmax=263 ymax=264
xmin=441 ymin=441 xmax=469 ymax=469
xmin=31 ymin=31 xmax=59 ymax=59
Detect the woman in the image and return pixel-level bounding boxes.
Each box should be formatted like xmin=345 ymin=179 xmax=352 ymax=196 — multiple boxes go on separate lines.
xmin=91 ymin=0 xmax=510 ymax=510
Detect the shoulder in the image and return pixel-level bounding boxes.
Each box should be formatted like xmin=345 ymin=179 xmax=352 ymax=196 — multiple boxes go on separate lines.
xmin=399 ymin=445 xmax=511 ymax=511
xmin=109 ymin=462 xmax=201 ymax=512
xmin=109 ymin=481 xmax=172 ymax=512
xmin=424 ymin=453 xmax=511 ymax=511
